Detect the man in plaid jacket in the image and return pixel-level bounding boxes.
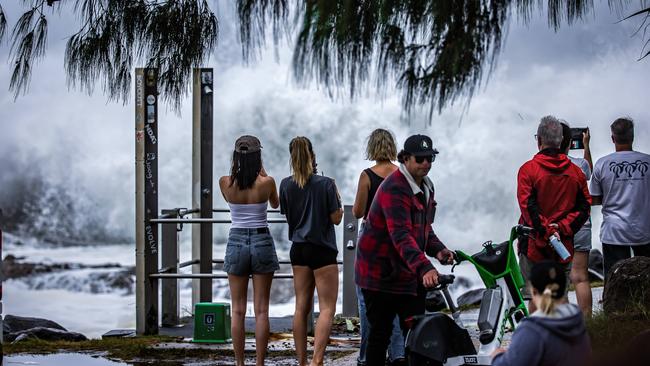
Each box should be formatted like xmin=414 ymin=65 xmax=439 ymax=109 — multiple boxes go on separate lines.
xmin=355 ymin=134 xmax=454 ymax=366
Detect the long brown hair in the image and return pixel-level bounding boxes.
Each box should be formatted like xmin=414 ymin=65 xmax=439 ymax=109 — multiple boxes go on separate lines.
xmin=229 ymin=150 xmax=262 ymax=190
xmin=289 ymin=136 xmax=316 ymax=188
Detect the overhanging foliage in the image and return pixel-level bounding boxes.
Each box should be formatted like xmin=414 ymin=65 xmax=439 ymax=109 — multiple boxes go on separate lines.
xmin=0 ymin=1 xmax=648 ymax=113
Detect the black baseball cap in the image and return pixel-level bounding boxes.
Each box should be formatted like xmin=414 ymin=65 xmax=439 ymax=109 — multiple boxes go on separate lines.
xmin=235 ymin=135 xmax=262 ymax=153
xmin=404 ymin=134 xmax=438 ymax=156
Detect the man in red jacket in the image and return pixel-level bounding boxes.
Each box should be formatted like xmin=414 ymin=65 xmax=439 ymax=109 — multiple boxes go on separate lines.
xmin=517 ymin=116 xmax=591 ymax=313
xmin=355 ymin=134 xmax=454 ymax=366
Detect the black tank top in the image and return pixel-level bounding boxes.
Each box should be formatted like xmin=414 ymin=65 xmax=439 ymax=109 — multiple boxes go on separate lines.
xmin=364 ymin=168 xmax=386 ymax=219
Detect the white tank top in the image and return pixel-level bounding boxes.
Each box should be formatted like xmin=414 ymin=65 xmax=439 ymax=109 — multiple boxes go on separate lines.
xmin=228 ymin=202 xmax=268 ymax=228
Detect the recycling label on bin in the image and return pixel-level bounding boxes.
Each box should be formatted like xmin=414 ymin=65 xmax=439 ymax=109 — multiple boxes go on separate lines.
xmin=204 ymin=313 xmax=215 ymax=325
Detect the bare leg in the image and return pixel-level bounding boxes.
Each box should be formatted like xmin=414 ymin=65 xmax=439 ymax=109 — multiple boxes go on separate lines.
xmin=571 ymin=251 xmax=592 ymax=317
xmin=229 ymin=274 xmax=250 ymax=366
xmin=310 ymin=264 xmax=339 ymax=366
xmin=292 ymin=266 xmax=315 ymax=366
xmin=253 ymin=273 xmax=274 ymax=366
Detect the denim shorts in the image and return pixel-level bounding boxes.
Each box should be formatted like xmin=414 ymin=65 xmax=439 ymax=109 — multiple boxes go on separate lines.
xmin=223 ymin=228 xmax=280 ymax=276
xmin=573 ymin=226 xmax=592 ymax=252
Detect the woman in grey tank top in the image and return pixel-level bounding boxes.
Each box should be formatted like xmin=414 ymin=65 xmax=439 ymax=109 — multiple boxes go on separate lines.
xmin=218 ymin=135 xmax=279 ymax=366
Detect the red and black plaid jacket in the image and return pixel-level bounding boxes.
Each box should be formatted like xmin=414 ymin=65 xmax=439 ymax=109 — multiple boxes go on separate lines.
xmin=355 ymin=168 xmax=447 ymax=296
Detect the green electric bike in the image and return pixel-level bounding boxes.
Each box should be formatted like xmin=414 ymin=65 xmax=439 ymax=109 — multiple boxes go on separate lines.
xmin=405 ymin=225 xmax=532 ymax=366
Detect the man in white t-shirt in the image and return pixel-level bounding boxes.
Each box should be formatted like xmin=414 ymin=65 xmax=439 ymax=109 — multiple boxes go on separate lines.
xmin=590 ymin=117 xmax=650 ymax=278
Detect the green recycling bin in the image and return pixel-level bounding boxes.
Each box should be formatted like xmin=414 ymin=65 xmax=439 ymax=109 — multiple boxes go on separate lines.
xmin=193 ymin=302 xmax=232 ymax=343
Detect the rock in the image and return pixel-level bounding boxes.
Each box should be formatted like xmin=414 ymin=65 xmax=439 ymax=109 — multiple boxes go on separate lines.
xmin=425 ymin=290 xmax=447 ymax=312
xmin=7 ymin=327 xmax=87 ymax=343
xmin=3 ymin=315 xmax=66 ymax=334
xmin=457 ymin=288 xmax=486 ymax=307
xmin=2 ymin=255 xmax=123 ymax=280
xmin=588 ymin=249 xmax=604 ymax=282
xmin=603 ymin=257 xmax=650 ymax=316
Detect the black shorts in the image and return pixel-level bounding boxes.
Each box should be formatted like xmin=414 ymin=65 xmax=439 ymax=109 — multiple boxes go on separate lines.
xmin=290 ymin=242 xmax=338 ymax=270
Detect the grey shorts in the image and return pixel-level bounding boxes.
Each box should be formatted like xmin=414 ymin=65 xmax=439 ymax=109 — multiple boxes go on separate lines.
xmin=223 ymin=228 xmax=280 ymax=276
xmin=573 ymin=226 xmax=592 ymax=252
xmin=518 ymin=253 xmax=571 ymax=300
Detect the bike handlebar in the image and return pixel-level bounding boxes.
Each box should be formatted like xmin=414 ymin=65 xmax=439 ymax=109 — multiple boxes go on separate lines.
xmin=426 ymin=274 xmax=455 ymax=291
xmin=515 ymin=225 xmax=534 ymax=236
xmin=438 ymin=274 xmax=455 ymax=286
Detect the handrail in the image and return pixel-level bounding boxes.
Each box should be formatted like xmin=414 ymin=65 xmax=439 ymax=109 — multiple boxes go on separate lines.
xmin=151 ymin=273 xmax=295 ymax=279
xmin=155 ymin=205 xmax=360 ymax=330
xmin=150 ymin=218 xmax=287 ymax=224
xmin=158 ymin=259 xmax=344 ymax=274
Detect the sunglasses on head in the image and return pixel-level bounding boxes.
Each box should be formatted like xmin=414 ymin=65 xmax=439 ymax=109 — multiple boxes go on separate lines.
xmin=414 ymin=155 xmax=436 ymax=163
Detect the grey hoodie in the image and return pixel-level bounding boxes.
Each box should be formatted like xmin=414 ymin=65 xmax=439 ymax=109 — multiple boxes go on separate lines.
xmin=492 ymin=303 xmax=591 ymax=366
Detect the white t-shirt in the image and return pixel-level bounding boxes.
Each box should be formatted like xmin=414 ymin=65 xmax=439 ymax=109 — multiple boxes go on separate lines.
xmin=590 ymin=150 xmax=650 ymax=245
xmin=568 ymin=156 xmax=591 ymax=180
xmin=568 ymin=156 xmax=592 ymax=230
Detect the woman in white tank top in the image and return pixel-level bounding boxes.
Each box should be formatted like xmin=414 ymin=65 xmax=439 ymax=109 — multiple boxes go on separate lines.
xmin=219 ymin=135 xmax=279 ymax=366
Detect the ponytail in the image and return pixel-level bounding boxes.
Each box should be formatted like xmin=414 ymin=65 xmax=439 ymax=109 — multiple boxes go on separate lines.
xmin=539 ymin=283 xmax=560 ymax=315
xmin=289 ymin=137 xmax=314 ymax=188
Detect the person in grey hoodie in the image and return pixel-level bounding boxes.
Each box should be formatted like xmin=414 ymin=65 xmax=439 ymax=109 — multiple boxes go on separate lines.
xmin=492 ymin=261 xmax=591 ymax=366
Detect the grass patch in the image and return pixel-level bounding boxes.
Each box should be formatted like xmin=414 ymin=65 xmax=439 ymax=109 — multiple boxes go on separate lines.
xmin=1 ymin=335 xmax=355 ymax=364
xmin=567 ymin=281 xmax=604 ymax=291
xmin=3 ymin=336 xmax=181 ymax=359
xmin=587 ymin=311 xmax=650 ymax=352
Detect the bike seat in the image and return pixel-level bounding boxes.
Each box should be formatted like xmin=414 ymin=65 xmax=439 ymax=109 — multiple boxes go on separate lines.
xmin=472 ymin=241 xmax=509 ymax=274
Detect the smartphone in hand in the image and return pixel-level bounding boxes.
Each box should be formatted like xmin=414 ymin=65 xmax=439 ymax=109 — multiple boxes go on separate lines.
xmin=570 ymin=127 xmax=588 ymax=150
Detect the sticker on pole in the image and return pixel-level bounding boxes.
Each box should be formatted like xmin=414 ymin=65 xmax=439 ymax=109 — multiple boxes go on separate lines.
xmin=201 ymin=72 xmax=212 ymax=85
xmin=146 ymin=95 xmax=156 ymax=105
xmin=147 ymin=105 xmax=155 ymax=123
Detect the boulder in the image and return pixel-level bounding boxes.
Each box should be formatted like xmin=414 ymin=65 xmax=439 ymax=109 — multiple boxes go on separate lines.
xmin=457 ymin=288 xmax=486 ymax=307
xmin=603 ymin=257 xmax=650 ymax=316
xmin=3 ymin=315 xmax=66 ymax=334
xmin=588 ymin=249 xmax=605 ymax=282
xmin=2 ymin=255 xmax=122 ymax=280
xmin=7 ymin=327 xmax=88 ymax=343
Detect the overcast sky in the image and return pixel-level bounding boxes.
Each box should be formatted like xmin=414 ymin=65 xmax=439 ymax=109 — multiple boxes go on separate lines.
xmin=1 ymin=1 xmax=649 ymax=249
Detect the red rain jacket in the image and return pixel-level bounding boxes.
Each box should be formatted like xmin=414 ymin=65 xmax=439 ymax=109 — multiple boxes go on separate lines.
xmin=517 ymin=149 xmax=591 ymax=263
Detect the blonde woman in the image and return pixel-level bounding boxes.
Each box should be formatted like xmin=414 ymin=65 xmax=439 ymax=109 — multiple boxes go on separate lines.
xmin=219 ymin=135 xmax=279 ymax=366
xmin=352 ymin=129 xmax=404 ymax=366
xmin=279 ymin=136 xmax=343 ymax=366
xmin=492 ymin=261 xmax=591 ymax=366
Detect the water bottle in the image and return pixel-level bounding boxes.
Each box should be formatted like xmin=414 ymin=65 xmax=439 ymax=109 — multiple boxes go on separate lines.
xmin=549 ymin=234 xmax=571 ymax=260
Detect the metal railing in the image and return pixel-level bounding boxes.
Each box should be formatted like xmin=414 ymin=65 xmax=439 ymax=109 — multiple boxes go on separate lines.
xmin=148 ymin=205 xmax=359 ymax=332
